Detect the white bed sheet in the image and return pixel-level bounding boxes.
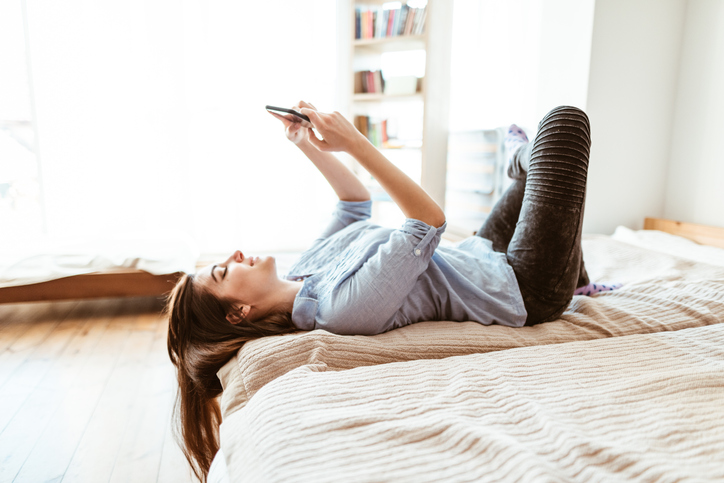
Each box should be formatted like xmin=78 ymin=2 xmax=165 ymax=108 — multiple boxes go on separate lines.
xmin=612 ymin=225 xmax=724 ymax=267
xmin=0 ymin=231 xmax=199 ymax=288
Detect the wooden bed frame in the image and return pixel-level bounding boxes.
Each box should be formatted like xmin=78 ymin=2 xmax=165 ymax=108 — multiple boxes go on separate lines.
xmin=0 ymin=270 xmax=183 ymax=304
xmin=1 ymin=218 xmax=723 ymax=304
xmin=643 ymin=217 xmax=724 ymax=249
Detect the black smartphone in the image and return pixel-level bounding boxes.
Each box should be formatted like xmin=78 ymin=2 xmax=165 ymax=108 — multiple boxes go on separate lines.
xmin=265 ymin=105 xmax=311 ymax=123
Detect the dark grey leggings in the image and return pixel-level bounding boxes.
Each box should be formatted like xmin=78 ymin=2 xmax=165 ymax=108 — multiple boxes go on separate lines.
xmin=476 ymin=106 xmax=591 ymax=325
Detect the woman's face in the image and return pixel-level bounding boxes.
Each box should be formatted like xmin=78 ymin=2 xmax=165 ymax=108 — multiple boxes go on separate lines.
xmin=197 ymin=250 xmax=279 ymax=311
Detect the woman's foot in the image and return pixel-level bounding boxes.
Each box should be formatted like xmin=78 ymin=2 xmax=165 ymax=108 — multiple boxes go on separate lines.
xmin=574 ymin=282 xmax=623 ymax=296
xmin=505 ymin=124 xmax=529 ymax=168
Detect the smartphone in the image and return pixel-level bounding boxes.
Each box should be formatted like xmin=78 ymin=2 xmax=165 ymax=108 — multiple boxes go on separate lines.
xmin=265 ymin=105 xmax=310 ymax=123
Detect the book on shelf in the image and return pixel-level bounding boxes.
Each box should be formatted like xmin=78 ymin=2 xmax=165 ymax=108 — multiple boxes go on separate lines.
xmin=354 ymin=115 xmax=390 ymax=148
xmin=354 ymin=115 xmax=423 ymax=150
xmin=355 ymin=3 xmax=427 ymax=40
xmin=354 ymin=70 xmax=386 ymax=94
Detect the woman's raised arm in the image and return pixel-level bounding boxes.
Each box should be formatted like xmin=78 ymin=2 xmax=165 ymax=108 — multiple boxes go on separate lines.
xmin=295 ymin=141 xmax=370 ymax=202
xmin=300 ymin=108 xmax=446 ymax=228
xmin=267 ymin=101 xmax=370 ymax=202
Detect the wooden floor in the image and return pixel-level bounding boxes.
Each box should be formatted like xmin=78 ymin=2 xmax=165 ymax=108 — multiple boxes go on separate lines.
xmin=0 ymin=297 xmax=196 ymax=483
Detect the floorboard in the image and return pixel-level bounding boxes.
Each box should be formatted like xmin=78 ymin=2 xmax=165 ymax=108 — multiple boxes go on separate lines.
xmin=0 ymin=298 xmax=195 ymax=483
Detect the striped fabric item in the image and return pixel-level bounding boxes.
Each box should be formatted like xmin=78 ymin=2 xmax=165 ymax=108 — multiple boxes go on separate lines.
xmin=220 ymin=323 xmax=724 ymax=482
xmin=217 ymin=235 xmax=724 ymax=418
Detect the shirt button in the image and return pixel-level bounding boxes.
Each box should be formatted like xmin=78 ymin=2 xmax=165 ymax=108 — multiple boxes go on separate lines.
xmin=414 ymin=249 xmax=421 ymax=256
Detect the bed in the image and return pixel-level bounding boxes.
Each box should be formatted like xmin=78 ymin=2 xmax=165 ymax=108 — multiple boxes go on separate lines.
xmin=208 ymin=218 xmax=724 ymax=482
xmin=0 ymin=232 xmax=197 ymax=303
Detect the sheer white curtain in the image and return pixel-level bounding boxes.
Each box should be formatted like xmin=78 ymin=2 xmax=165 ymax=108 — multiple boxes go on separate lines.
xmin=22 ymin=0 xmax=339 ymax=257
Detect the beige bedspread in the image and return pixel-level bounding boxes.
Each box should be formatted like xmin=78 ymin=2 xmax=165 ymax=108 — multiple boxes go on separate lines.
xmin=221 ymin=323 xmax=724 ymax=482
xmin=217 ymin=235 xmax=724 ymax=417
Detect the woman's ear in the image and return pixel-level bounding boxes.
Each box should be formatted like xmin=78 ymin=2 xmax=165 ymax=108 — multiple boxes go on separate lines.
xmin=226 ymin=305 xmax=251 ymax=325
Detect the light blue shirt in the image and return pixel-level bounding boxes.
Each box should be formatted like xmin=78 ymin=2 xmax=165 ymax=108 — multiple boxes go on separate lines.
xmin=286 ymin=200 xmax=527 ymax=335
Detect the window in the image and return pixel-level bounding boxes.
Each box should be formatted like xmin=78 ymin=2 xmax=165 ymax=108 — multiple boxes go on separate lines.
xmin=1 ymin=0 xmax=340 ymax=259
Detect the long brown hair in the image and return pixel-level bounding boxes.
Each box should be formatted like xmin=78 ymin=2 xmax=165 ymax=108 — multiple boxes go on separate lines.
xmin=165 ymin=273 xmax=296 ymax=482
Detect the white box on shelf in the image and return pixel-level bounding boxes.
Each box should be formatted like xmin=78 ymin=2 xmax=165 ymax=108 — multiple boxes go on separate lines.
xmin=383 ymin=76 xmax=419 ymax=95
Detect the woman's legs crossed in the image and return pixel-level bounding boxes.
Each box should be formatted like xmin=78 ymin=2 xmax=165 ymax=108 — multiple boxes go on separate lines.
xmin=477 ymin=113 xmax=591 ymax=295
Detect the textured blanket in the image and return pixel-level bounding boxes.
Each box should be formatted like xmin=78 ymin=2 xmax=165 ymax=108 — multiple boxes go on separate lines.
xmin=221 ymin=323 xmax=724 ymax=482
xmin=217 ymin=234 xmax=724 ymax=417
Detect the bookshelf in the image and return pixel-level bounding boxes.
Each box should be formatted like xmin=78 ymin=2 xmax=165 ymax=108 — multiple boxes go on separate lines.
xmin=336 ymin=0 xmax=454 ymax=227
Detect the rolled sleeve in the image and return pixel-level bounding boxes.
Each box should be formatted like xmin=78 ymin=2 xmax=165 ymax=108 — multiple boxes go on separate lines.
xmin=318 ymin=200 xmax=372 ymax=239
xmin=400 ymin=218 xmax=446 ymax=258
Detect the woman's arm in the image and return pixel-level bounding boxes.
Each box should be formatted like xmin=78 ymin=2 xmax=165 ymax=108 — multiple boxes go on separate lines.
xmin=267 ymin=101 xmax=370 ymax=202
xmin=350 ymin=140 xmax=446 ymax=228
xmin=300 ymin=108 xmax=446 ymax=228
xmin=295 ymin=139 xmax=370 ymax=202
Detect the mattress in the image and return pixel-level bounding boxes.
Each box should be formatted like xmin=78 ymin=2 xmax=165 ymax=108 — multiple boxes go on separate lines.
xmin=220 ymin=322 xmax=724 ymax=482
xmin=217 ymin=232 xmax=724 ymax=418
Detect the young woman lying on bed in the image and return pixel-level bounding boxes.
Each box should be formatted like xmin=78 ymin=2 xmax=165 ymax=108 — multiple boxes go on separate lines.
xmin=165 ymin=100 xmax=619 ymax=480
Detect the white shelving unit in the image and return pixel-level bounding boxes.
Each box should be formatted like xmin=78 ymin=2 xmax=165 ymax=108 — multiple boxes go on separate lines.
xmin=336 ymin=0 xmax=454 ymax=227
xmin=444 ymin=128 xmax=505 ymax=241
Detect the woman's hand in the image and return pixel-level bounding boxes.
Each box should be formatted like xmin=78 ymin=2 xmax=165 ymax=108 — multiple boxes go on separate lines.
xmin=299 ymin=108 xmax=367 ymax=154
xmin=266 ymin=100 xmax=316 ymax=145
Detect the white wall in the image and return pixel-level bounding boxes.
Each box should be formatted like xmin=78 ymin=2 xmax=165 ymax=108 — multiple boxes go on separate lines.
xmin=664 ymin=0 xmax=724 ymax=227
xmin=583 ymin=0 xmax=687 ymax=234
xmin=534 ymin=0 xmax=595 ymax=123
xmin=449 ymin=0 xmax=724 ymax=235
xmin=448 ymin=0 xmax=594 ymax=133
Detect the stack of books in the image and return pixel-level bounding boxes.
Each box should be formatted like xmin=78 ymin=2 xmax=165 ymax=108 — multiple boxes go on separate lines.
xmin=354 ymin=70 xmax=385 ymax=94
xmin=354 ymin=116 xmax=388 ymax=148
xmin=355 ymin=3 xmax=427 ymax=40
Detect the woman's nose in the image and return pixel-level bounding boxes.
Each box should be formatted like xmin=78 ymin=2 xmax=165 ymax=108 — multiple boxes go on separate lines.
xmin=227 ymin=250 xmax=243 ymax=264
